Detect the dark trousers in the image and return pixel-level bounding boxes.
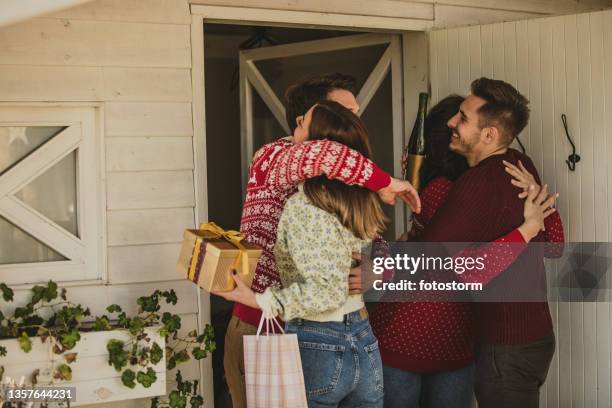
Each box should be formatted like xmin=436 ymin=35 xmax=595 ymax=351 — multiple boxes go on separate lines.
xmin=475 ymin=335 xmax=555 ymax=408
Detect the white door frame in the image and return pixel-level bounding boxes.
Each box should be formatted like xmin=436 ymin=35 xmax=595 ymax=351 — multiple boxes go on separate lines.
xmin=238 ymin=33 xmax=405 ymax=234
xmin=189 ymin=7 xmax=430 ymax=407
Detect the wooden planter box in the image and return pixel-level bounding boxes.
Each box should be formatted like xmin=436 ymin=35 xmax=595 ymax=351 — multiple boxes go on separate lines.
xmin=1 ymin=326 xmax=166 ymax=406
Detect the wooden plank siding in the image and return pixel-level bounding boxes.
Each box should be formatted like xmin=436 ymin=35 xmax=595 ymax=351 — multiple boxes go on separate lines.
xmin=430 ymin=10 xmax=612 ymax=407
xmin=0 ymin=0 xmax=203 ymax=407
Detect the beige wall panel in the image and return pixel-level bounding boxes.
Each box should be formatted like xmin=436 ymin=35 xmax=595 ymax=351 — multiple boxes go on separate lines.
xmin=105 ymin=102 xmax=193 ymax=137
xmin=0 ymin=18 xmax=190 ymax=68
xmin=190 ymin=0 xmax=433 ymax=19
xmin=106 ymin=137 xmax=194 ymax=172
xmin=48 ymin=0 xmax=190 ymax=24
xmin=107 ymin=208 xmax=194 ymax=246
xmin=404 ymin=0 xmax=606 ymax=14
xmin=0 ymin=65 xmax=103 ymax=101
xmin=434 ymin=5 xmax=539 ymax=28
xmin=108 ymin=243 xmax=184 ymax=284
xmin=102 ymin=68 xmax=192 ymax=102
xmin=106 ymin=171 xmax=195 ymax=210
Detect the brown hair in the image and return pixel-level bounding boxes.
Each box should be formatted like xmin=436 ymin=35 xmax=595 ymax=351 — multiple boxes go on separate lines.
xmin=303 ymin=100 xmax=387 ymax=240
xmin=284 ymin=73 xmax=357 ymax=133
xmin=471 ymin=77 xmax=530 ymax=146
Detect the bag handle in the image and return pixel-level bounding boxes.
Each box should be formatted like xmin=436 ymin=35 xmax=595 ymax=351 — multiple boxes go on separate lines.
xmin=256 ymin=312 xmax=285 ymax=337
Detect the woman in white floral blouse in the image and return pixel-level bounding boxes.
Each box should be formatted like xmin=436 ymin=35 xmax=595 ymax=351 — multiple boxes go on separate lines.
xmin=218 ymin=100 xmax=388 ymax=407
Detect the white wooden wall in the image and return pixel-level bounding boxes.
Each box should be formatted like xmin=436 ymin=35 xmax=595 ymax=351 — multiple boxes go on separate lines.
xmin=189 ymin=0 xmax=612 ymax=29
xmin=0 ymin=0 xmax=213 ymax=407
xmin=430 ymin=10 xmax=612 ymax=408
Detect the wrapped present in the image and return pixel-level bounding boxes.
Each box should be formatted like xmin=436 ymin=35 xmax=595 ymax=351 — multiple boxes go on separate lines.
xmin=177 ymin=222 xmax=262 ymax=292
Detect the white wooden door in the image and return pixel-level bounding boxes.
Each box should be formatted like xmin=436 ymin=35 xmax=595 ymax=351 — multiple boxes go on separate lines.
xmin=239 ymin=33 xmax=406 ymax=237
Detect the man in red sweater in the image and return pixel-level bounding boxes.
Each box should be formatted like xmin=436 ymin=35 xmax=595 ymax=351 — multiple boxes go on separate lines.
xmin=418 ymin=78 xmax=555 ymax=408
xmin=223 ymin=73 xmax=420 ymax=408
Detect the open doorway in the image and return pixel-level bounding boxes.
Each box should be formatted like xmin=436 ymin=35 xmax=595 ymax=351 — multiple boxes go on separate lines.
xmin=203 ymin=23 xmax=405 ymax=407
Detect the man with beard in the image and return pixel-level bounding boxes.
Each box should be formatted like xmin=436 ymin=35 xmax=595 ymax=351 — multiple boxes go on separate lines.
xmin=417 ymin=77 xmax=555 ymax=408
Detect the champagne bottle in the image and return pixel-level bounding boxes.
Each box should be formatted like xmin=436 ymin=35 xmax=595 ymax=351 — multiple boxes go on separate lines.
xmin=403 ymin=92 xmax=429 ymax=191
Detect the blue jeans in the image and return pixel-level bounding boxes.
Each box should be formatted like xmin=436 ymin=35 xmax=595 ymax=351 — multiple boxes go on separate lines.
xmin=285 ymin=311 xmax=384 ymax=408
xmin=383 ymin=364 xmax=474 ymax=408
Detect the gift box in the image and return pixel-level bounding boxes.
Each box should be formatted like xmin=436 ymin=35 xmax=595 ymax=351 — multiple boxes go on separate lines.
xmin=176 ymin=222 xmax=262 ymax=292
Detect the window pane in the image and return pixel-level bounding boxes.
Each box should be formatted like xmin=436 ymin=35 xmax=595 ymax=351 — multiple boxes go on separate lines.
xmin=0 ymin=126 xmax=66 ymax=175
xmin=0 ymin=216 xmax=66 ymax=264
xmin=14 ymin=151 xmax=79 ymax=237
xmin=252 ymin=89 xmax=288 ymax=154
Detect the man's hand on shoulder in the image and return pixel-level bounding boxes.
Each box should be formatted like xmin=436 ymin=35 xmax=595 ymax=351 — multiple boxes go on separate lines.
xmin=378 ymin=177 xmax=422 ymax=214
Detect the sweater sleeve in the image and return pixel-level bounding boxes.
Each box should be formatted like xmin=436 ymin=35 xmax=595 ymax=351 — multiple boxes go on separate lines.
xmin=453 ymin=229 xmax=527 ymax=285
xmin=544 ymin=211 xmax=565 ymax=258
xmin=266 ymin=139 xmax=391 ymax=192
xmin=260 ymin=201 xmax=351 ymax=321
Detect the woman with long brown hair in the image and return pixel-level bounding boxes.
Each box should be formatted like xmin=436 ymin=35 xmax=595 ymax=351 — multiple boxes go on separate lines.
xmin=220 ymin=100 xmax=387 ymax=407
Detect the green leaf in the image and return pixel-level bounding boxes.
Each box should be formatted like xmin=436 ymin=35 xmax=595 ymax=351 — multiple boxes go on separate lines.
xmin=43 ymin=281 xmax=58 ymax=302
xmin=137 ymin=295 xmax=160 ymax=313
xmin=55 ymin=364 xmax=72 ymax=381
xmin=189 ymin=395 xmax=204 ymax=408
xmin=161 ymin=312 xmax=181 ymax=333
xmin=107 ymin=339 xmax=128 ymax=371
xmin=59 ymin=328 xmax=81 ymax=350
xmin=173 ymin=349 xmax=190 ymax=365
xmin=18 ymin=331 xmax=32 ymax=352
xmin=162 ymin=289 xmax=178 ymax=305
xmin=30 ymin=285 xmax=46 ymax=306
xmin=0 ymin=345 xmax=7 ymax=357
xmin=169 ymin=390 xmax=187 ymax=408
xmin=177 ymin=373 xmax=190 ymax=394
xmin=191 ymin=347 xmax=207 ymax=360
xmin=151 ymin=397 xmax=159 ymax=408
xmin=93 ymin=316 xmax=112 ymax=331
xmin=128 ymin=316 xmax=146 ymax=335
xmin=14 ymin=306 xmax=33 ymax=319
xmin=136 ymin=367 xmax=157 ymax=388
xmin=121 ymin=369 xmax=136 ymax=389
xmin=118 ymin=312 xmax=130 ymax=328
xmin=0 ymin=283 xmax=14 ymax=302
xmin=150 ymin=342 xmax=163 ymax=365
xmin=167 ymin=355 xmax=177 ymax=370
xmin=106 ymin=304 xmax=123 ymax=313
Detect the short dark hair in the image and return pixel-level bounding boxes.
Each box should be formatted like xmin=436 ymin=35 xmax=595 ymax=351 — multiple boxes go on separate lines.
xmin=284 ymin=73 xmax=357 ymax=133
xmin=470 ymin=77 xmax=530 ymax=145
xmin=419 ymin=95 xmax=469 ymax=188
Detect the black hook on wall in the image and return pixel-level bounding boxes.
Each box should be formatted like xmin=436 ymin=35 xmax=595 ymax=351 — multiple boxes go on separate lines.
xmin=561 ymin=114 xmax=580 ymax=171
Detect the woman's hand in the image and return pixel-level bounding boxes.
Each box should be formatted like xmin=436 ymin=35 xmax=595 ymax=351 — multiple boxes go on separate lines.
xmin=212 ymin=271 xmax=259 ymax=310
xmin=517 ymin=184 xmax=559 ymax=241
xmin=503 ymin=159 xmax=538 ymax=198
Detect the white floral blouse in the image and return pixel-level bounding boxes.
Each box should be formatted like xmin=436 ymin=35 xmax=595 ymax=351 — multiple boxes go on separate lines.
xmin=255 ymin=186 xmax=370 ymax=321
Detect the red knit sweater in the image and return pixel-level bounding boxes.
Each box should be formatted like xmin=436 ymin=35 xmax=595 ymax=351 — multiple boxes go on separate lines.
xmin=371 ymin=149 xmax=564 ymax=373
xmin=234 ymin=137 xmax=391 ymax=327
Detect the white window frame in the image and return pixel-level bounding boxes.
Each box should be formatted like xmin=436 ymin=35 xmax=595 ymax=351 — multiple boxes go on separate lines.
xmin=0 ymin=104 xmax=106 ymax=287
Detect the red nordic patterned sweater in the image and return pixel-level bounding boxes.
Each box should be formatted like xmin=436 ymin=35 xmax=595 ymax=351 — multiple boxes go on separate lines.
xmin=234 ymin=137 xmax=392 ymax=327
xmin=371 ymin=152 xmax=564 ymax=373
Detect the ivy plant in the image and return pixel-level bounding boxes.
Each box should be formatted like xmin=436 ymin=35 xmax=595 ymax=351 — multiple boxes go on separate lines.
xmin=0 ymin=281 xmax=216 ymax=408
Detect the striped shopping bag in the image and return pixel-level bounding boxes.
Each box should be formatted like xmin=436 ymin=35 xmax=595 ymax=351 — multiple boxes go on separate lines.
xmin=243 ymin=315 xmax=307 ymax=408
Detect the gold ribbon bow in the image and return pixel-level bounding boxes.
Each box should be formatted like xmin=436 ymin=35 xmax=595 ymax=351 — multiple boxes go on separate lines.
xmin=199 ymin=222 xmax=250 ymax=288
